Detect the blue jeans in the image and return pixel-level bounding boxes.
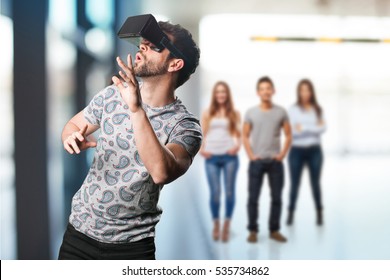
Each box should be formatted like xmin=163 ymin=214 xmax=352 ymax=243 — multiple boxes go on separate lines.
xmin=247 ymin=159 xmax=284 ymax=232
xmin=205 ymin=154 xmax=239 ymax=220
xmin=288 ymin=145 xmax=323 ymax=211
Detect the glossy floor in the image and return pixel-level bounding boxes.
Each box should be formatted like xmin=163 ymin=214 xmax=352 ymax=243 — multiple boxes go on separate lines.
xmin=156 ymin=154 xmax=390 ymax=259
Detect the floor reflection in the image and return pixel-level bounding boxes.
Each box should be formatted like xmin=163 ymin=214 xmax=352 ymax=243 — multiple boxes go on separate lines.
xmin=156 ymin=155 xmax=390 ymax=259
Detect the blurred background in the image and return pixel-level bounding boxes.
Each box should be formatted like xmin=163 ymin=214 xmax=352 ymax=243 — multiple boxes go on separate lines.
xmin=1 ymin=0 xmax=390 ymax=260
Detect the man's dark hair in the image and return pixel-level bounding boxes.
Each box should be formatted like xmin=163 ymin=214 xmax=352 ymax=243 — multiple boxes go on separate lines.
xmin=158 ymin=21 xmax=200 ymax=88
xmin=256 ymin=76 xmax=274 ymax=90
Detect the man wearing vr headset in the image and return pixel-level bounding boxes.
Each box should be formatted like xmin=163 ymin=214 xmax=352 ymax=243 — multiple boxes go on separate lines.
xmin=59 ymin=17 xmax=202 ymax=260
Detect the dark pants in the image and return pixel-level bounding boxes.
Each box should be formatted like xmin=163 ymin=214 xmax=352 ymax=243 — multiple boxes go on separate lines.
xmin=288 ymin=145 xmax=323 ymax=211
xmin=247 ymin=159 xmax=284 ymax=233
xmin=58 ymin=223 xmax=156 ymax=260
xmin=205 ymin=154 xmax=239 ymax=219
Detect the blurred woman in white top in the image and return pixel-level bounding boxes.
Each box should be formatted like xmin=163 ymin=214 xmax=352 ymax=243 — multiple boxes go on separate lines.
xmin=200 ymin=81 xmax=241 ymax=242
xmin=287 ymin=79 xmax=326 ymax=226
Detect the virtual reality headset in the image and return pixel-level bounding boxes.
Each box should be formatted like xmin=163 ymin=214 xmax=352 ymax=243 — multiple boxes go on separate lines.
xmin=117 ymin=14 xmax=190 ymax=65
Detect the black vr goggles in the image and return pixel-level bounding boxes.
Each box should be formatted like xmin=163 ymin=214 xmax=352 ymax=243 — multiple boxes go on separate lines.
xmin=117 ymin=14 xmax=190 ymax=65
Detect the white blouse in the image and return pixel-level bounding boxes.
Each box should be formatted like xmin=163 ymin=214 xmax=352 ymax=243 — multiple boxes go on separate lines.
xmin=203 ymin=117 xmax=236 ymax=155
xmin=288 ymin=104 xmax=326 ymax=147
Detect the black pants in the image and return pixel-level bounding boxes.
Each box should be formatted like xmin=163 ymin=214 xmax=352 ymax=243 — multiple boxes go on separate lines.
xmin=288 ymin=145 xmax=323 ymax=211
xmin=247 ymin=159 xmax=284 ymax=233
xmin=58 ymin=223 xmax=156 ymax=260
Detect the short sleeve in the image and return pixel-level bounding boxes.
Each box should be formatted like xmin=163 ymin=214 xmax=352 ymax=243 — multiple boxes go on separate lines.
xmin=167 ymin=117 xmax=203 ymax=161
xmin=244 ymin=109 xmax=252 ymax=124
xmin=83 ymin=89 xmax=105 ymax=126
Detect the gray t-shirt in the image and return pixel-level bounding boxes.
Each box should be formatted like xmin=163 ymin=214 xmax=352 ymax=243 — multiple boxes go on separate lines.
xmin=244 ymin=104 xmax=288 ymax=159
xmin=69 ymin=85 xmax=202 ymax=243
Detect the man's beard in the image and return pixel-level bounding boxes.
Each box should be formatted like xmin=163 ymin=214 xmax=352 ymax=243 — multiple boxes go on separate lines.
xmin=134 ymin=54 xmax=169 ymax=77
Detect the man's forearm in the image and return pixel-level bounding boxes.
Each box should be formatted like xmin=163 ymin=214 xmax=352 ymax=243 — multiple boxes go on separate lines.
xmin=243 ymin=137 xmax=255 ymax=159
xmin=131 ymin=109 xmax=177 ymax=184
xmin=281 ymin=136 xmax=292 ymax=157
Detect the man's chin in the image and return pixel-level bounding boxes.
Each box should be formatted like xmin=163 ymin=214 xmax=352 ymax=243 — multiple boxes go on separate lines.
xmin=133 ymin=67 xmax=142 ymax=77
xmin=134 ymin=71 xmax=146 ymax=78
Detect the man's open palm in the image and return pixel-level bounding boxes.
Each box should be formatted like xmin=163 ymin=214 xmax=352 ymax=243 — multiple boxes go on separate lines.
xmin=112 ymin=54 xmax=142 ymax=113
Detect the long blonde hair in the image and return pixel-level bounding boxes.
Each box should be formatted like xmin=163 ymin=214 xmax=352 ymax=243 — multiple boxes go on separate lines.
xmin=204 ymin=81 xmax=240 ymax=137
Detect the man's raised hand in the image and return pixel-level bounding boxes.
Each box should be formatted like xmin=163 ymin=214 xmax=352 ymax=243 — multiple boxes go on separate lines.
xmin=112 ymin=54 xmax=142 ymax=113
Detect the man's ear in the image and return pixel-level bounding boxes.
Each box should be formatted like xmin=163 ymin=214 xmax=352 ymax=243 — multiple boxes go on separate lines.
xmin=167 ymin=58 xmax=184 ymax=73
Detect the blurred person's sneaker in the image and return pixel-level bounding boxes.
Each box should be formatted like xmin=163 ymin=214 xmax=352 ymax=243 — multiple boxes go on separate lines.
xmin=316 ymin=209 xmax=323 ymax=226
xmin=269 ymin=231 xmax=287 ymax=242
xmin=287 ymin=211 xmax=294 ymax=225
xmin=247 ymin=231 xmax=257 ymax=243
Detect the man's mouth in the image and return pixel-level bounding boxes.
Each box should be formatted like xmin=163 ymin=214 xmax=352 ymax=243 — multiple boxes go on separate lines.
xmin=135 ymin=52 xmax=143 ymax=62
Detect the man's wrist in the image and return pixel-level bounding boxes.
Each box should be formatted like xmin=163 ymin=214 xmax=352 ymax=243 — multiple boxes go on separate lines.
xmin=130 ymin=106 xmax=146 ymax=117
xmin=130 ymin=107 xmax=150 ymax=133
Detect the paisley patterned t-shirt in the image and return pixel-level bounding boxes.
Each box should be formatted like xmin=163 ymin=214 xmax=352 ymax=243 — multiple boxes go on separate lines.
xmin=69 ymin=85 xmax=202 ymax=243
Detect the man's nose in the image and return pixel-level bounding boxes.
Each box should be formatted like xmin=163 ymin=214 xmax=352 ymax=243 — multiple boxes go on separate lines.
xmin=139 ymin=43 xmax=147 ymax=52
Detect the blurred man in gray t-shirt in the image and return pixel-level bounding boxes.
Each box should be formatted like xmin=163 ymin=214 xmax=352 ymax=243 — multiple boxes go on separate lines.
xmin=243 ymin=76 xmax=292 ymax=243
xmin=244 ymin=105 xmax=288 ymax=159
